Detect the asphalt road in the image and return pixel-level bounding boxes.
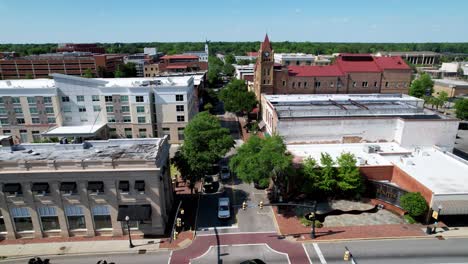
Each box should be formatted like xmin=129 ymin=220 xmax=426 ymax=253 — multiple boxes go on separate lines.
xmin=304 ymin=237 xmax=468 ymax=264
xmin=191 ymin=244 xmax=289 ymax=264
xmin=0 ymin=251 xmax=171 ymax=264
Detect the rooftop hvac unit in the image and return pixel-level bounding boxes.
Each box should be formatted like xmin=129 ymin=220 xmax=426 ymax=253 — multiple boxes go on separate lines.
xmin=364 ymin=145 xmax=381 ymax=153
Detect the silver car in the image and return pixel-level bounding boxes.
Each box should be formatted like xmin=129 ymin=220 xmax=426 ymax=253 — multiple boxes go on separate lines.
xmin=218 ymin=197 xmax=230 ymax=219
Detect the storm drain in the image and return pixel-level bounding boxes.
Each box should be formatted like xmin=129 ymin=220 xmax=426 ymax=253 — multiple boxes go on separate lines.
xmin=138 ymin=249 xmax=147 ymax=254
xmin=435 ymin=235 xmax=445 ymax=240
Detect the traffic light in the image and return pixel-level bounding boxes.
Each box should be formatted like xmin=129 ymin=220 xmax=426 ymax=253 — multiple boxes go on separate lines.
xmin=242 ymin=201 xmax=247 ymax=210
xmin=176 ymin=217 xmax=182 ymax=227
xmin=259 ymin=201 xmax=264 ymax=209
xmin=343 ymin=250 xmax=350 ymax=261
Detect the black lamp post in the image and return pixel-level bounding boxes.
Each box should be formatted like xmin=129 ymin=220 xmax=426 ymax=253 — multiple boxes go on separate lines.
xmin=125 ymin=215 xmax=135 ymax=248
xmin=310 ymin=212 xmax=316 ymax=239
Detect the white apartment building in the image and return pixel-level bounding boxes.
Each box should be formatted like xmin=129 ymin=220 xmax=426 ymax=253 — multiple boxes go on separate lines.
xmin=0 ymin=74 xmax=198 ymax=144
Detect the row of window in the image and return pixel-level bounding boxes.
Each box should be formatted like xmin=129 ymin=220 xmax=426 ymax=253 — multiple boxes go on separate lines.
xmin=107 ymin=116 xmax=148 ymax=124
xmin=0 ymin=118 xmax=55 ymax=125
xmin=2 ymin=181 xmax=146 ymax=197
xmin=284 ymin=80 xmax=408 ymax=89
xmin=0 ymin=107 xmax=54 ymax=115
xmin=0 ymin=97 xmax=52 ymax=105
xmin=109 ymin=128 xmax=148 ymax=138
xmin=61 ymin=95 xmax=138 ymax=103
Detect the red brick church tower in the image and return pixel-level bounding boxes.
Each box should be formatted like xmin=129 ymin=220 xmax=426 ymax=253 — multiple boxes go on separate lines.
xmin=254 ymin=34 xmax=275 ymax=100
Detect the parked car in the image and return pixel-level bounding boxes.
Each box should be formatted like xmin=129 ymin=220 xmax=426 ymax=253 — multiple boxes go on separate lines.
xmin=203 ymin=176 xmax=215 ymax=193
xmin=217 ymin=197 xmax=231 ymax=219
xmin=220 ymin=165 xmax=231 ymax=180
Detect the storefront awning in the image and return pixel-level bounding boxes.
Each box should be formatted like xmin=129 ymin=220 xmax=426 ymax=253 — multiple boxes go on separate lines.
xmin=31 ymin=183 xmax=49 ymax=192
xmin=117 ymin=205 xmax=152 ymax=221
xmin=42 ymin=124 xmax=107 ymax=138
xmin=432 ymin=200 xmax=468 ymax=215
xmin=3 ymin=183 xmax=21 ymax=193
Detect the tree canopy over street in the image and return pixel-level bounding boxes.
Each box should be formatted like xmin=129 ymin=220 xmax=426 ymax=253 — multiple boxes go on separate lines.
xmin=230 ymin=135 xmax=292 ymax=188
xmin=173 ymin=112 xmax=234 ymax=185
xmin=409 ymin=73 xmax=434 ymax=98
xmin=454 ymin=98 xmax=468 ymax=120
xmin=219 ymin=79 xmax=257 ymax=114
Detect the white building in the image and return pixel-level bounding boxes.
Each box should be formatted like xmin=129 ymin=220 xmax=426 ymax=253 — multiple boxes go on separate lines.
xmin=183 ymin=42 xmax=209 ymax=62
xmin=274 ymin=53 xmax=315 ymax=66
xmin=0 ymin=74 xmax=198 ymax=144
xmin=261 ymin=93 xmax=459 ymax=150
xmin=233 ymin=64 xmax=255 ymax=80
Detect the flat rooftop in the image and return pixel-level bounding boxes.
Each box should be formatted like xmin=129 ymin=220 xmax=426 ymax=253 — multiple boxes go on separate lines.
xmin=0 ymin=138 xmax=163 ymax=162
xmin=264 ymin=94 xmax=429 ymax=118
xmin=434 ymin=79 xmax=468 ymax=87
xmin=288 ymin=142 xmax=468 ymax=195
xmin=0 ymin=79 xmax=56 ymax=89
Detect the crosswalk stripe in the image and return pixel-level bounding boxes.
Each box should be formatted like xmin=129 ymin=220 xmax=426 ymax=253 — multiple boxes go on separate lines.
xmin=313 ymin=243 xmax=327 ymax=264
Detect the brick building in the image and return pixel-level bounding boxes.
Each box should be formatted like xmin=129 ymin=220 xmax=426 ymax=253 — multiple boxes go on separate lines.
xmin=157 ymin=55 xmax=208 ymax=73
xmin=56 ymin=43 xmax=105 ymax=54
xmin=253 ymin=35 xmax=412 ymax=100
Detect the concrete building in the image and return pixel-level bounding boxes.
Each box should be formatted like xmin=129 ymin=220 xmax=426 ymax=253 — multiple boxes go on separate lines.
xmin=374 ymin=51 xmax=441 ymax=66
xmin=0 ymin=53 xmax=125 ymax=79
xmin=0 ymin=74 xmax=199 ymax=144
xmin=288 ymin=142 xmax=468 ymax=217
xmin=183 ymin=42 xmax=209 ymax=62
xmin=124 ymin=48 xmax=160 ymax=77
xmin=144 ymin=55 xmax=208 ymax=76
xmin=0 ymin=137 xmax=173 ymax=240
xmin=254 ymin=35 xmax=412 ymax=100
xmin=433 ymin=79 xmax=468 ymax=98
xmin=274 ymin=53 xmax=315 ymax=66
xmin=261 ymin=93 xmax=459 ymax=149
xmin=234 ymin=64 xmax=255 ymax=81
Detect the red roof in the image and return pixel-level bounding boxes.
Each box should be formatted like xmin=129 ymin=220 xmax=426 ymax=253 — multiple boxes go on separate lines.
xmin=374 ymin=56 xmax=410 ymax=70
xmin=247 ymin=52 xmax=259 ymax=57
xmin=161 ymin=55 xmax=199 ymax=60
xmin=336 ymin=54 xmax=381 ymax=73
xmin=288 ymin=65 xmax=344 ymax=77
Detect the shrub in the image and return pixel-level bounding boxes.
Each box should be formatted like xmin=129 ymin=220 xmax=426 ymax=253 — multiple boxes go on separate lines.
xmin=400 ymin=192 xmax=428 ymax=218
xmin=314 ymin=220 xmax=323 ymax=228
xmin=300 ymin=217 xmax=313 ymax=227
xmin=404 ymin=214 xmax=417 ymax=224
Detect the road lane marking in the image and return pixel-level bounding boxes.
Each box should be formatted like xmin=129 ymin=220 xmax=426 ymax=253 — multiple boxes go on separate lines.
xmin=302 ymin=243 xmax=313 ymax=264
xmin=313 ymin=243 xmax=327 ymax=264
xmin=167 ymin=250 xmax=173 ymax=264
xmin=196 ymin=231 xmax=277 ymax=236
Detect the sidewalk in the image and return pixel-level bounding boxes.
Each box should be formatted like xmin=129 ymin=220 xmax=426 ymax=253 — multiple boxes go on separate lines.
xmin=0 ymin=238 xmax=162 ymax=259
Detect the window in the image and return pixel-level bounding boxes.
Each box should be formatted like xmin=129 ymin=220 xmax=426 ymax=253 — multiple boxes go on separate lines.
xmin=315 ymin=81 xmax=321 ymax=88
xmin=385 ymin=82 xmax=389 ymax=87
xmin=138 ymin=128 xmax=147 ymax=138
xmin=121 ymin=106 xmax=130 ymax=112
xmin=162 ymin=127 xmax=171 ymax=140
xmin=175 ymin=95 xmax=184 ymax=101
xmin=121 ymin=95 xmax=129 ymax=102
xmin=362 ymin=81 xmax=368 ymax=87
xmin=135 ymin=180 xmax=145 ymax=193
xmin=63 ymin=105 xmax=71 ymax=112
xmin=11 ymin=97 xmax=20 ymax=104
xmin=119 ymin=181 xmax=130 ymax=193
xmin=93 ymin=105 xmax=101 ymax=112
xmin=352 ymin=82 xmax=357 ymax=87
xmin=27 ymin=97 xmax=36 ymax=104
xmin=107 ymin=117 xmax=116 ymax=123
xmin=124 ymin=128 xmax=132 ymax=138
xmin=65 ymin=206 xmax=86 ymax=230
xmin=304 ymin=82 xmax=308 ymax=87
xmin=78 ymin=107 xmax=86 ymax=112
xmin=38 ymin=207 xmax=60 ymax=231
xmin=76 ymin=95 xmax=85 ymax=102
xmin=0 ymin=212 xmax=6 ymax=232
xmin=137 ymin=117 xmax=146 ymax=123
xmin=62 ymin=96 xmax=70 ymax=102
xmin=10 ymin=207 xmax=33 ymax=232
xmin=176 ymin=105 xmax=184 ymax=112
xmin=123 ymin=116 xmax=132 ymax=123
xmin=135 ymin=96 xmax=144 ymax=102
xmin=178 ymin=127 xmax=185 ymax=141
xmin=14 ymin=108 xmax=22 ymax=114
xmin=0 ymin=97 xmax=3 ymax=104
xmin=106 ymin=106 xmax=114 ymax=113
xmin=374 ymin=81 xmax=378 ymax=87
xmin=80 ymin=117 xmax=88 ymax=122
xmin=136 ymin=106 xmax=145 ymax=113
xmin=43 ymin=97 xmax=52 ymax=104
xmin=298 ymin=82 xmax=301 ymax=88
xmin=330 ymin=82 xmax=334 ymax=87
xmin=3 ymin=183 xmax=22 ymax=196
xmin=1 ymin=119 xmax=9 ymax=125
xmin=92 ymin=206 xmax=112 ymax=230
xmin=177 ymin=115 xmax=185 ymax=122
xmin=105 ymin=96 xmax=113 ymax=102
xmin=45 ymin=107 xmax=54 ymax=114
xmin=17 ymin=118 xmax=25 ymax=124
xmin=48 ymin=118 xmax=56 ymax=124
xmin=92 ymin=95 xmax=100 ymax=102
xmin=282 ymin=80 xmax=286 ymax=87
xmin=0 ymin=108 xmax=6 ymax=114
xmin=60 ymin=182 xmax=77 ymax=195
xmin=32 ymin=131 xmax=40 ymax=141
xmin=29 ymin=107 xmax=38 ymax=114
xmin=87 ymin=181 xmax=104 ymax=194
xmin=292 ymin=82 xmax=295 ymax=88
xmin=32 ymin=182 xmax=50 ymax=196
xmin=32 ymin=118 xmax=40 ymax=124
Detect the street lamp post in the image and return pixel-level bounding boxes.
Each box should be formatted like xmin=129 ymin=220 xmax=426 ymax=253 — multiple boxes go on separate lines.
xmin=125 ymin=216 xmax=135 ymax=248
xmin=310 ymin=212 xmax=316 ymax=239
xmin=434 ymin=205 xmax=443 ymax=233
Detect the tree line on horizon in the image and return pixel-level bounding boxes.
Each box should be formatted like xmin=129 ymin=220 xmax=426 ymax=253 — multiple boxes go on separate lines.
xmin=2 ymin=42 xmax=468 ymax=57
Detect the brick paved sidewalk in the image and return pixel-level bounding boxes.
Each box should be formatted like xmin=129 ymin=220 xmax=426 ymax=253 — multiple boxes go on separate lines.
xmin=170 ymin=232 xmax=310 ymax=264
xmin=273 ymin=207 xmax=426 ymax=241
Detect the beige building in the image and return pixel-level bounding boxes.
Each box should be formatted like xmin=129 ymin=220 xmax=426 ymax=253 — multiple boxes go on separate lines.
xmin=144 ymin=63 xmax=160 ymax=77
xmin=0 ymin=137 xmax=173 ymax=240
xmin=433 ymin=79 xmax=468 ymax=98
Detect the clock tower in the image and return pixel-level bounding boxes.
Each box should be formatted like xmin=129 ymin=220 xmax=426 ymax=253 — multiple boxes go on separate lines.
xmin=254 ymin=34 xmax=275 ymax=100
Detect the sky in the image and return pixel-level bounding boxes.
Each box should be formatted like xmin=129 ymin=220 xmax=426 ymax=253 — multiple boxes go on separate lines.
xmin=1 ymin=0 xmax=467 ymax=43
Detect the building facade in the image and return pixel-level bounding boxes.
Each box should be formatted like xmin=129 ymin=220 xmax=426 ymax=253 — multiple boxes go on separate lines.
xmin=253 ymin=35 xmax=412 ymax=100
xmin=433 ymin=79 xmax=468 ymax=98
xmin=374 ymin=51 xmax=441 ymax=66
xmin=0 ymin=138 xmax=173 ymax=240
xmin=0 ymin=74 xmax=199 ymax=144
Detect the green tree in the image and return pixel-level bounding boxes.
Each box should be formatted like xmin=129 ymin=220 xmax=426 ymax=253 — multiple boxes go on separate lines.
xmin=178 ymin=112 xmax=234 ymax=182
xmin=83 ymin=68 xmax=94 ymax=78
xmin=400 ymin=192 xmax=428 ymax=218
xmin=219 ymin=79 xmax=257 ymax=114
xmin=409 ymin=73 xmax=434 ymax=98
xmin=230 ymin=135 xmax=292 ymax=188
xmin=454 ymin=98 xmax=468 ymax=120
xmin=114 ymin=67 xmax=125 ymax=78
xmin=436 ymin=91 xmax=449 ymax=110
xmin=301 ymin=157 xmax=320 ymax=194
xmin=319 ymin=153 xmax=337 ymax=195
xmin=223 ymin=63 xmax=235 ymax=76
xmin=336 ymin=152 xmax=364 ymax=197
xmin=25 ymin=73 xmax=33 ymax=79
xmin=224 ymin=54 xmax=236 ymax=65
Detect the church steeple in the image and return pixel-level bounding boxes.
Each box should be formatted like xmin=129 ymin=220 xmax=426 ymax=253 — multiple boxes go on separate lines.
xmin=261 ymin=34 xmax=272 ymax=50
xmin=254 ymin=34 xmax=275 ymax=100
